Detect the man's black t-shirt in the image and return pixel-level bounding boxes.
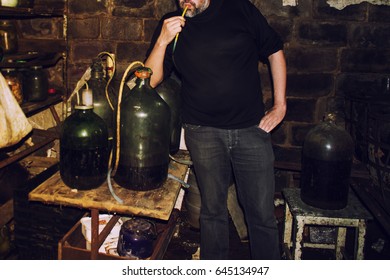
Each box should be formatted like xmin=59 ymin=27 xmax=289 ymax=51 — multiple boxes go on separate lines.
xmin=147 ymin=0 xmax=283 ymax=129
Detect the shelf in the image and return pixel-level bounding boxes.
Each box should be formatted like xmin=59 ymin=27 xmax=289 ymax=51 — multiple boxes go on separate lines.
xmin=0 ymin=6 xmax=64 ymax=18
xmin=58 ymin=210 xmax=180 ymax=260
xmin=21 ymin=94 xmax=63 ymax=117
xmin=0 ymin=52 xmax=64 ymax=69
xmin=0 ymin=129 xmax=58 ymax=170
xmin=0 ymin=199 xmax=13 ymax=228
xmin=0 ymin=95 xmax=63 ymax=170
xmin=0 ymin=156 xmax=58 ymax=228
xmin=0 ymin=1 xmax=67 ymax=237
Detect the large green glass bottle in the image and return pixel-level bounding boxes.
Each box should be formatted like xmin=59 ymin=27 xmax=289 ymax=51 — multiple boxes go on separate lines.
xmin=88 ymin=58 xmax=115 ymax=138
xmin=155 ymin=76 xmax=181 ymax=154
xmin=114 ymin=67 xmax=171 ymax=191
xmin=60 ymin=89 xmax=109 ymax=190
xmin=300 ymin=113 xmax=354 ymax=210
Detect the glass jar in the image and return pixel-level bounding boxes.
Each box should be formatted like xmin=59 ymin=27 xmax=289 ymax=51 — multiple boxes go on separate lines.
xmin=23 ymin=66 xmax=49 ymax=102
xmin=0 ymin=20 xmax=18 ymax=54
xmin=117 ymin=217 xmax=157 ymax=259
xmin=2 ymin=68 xmax=23 ymax=104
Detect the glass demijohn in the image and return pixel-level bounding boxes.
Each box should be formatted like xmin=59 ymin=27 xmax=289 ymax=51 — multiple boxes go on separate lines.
xmin=114 ymin=67 xmax=171 ymax=191
xmin=60 ymin=89 xmax=109 ymax=190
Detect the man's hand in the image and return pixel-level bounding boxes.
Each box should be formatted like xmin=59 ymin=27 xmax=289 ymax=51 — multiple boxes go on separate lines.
xmin=156 ymin=16 xmax=186 ymax=47
xmin=259 ymin=103 xmax=286 ymax=133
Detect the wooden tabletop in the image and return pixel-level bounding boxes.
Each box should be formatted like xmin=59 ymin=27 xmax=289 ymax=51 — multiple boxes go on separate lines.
xmin=29 ymin=158 xmax=190 ymax=221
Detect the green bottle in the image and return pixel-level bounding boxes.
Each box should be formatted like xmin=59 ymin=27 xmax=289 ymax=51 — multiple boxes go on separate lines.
xmin=300 ymin=113 xmax=354 ymax=210
xmin=155 ymin=76 xmax=182 ymax=155
xmin=60 ymin=89 xmax=109 ymax=190
xmin=88 ymin=58 xmax=115 ymax=139
xmin=114 ymin=67 xmax=171 ymax=191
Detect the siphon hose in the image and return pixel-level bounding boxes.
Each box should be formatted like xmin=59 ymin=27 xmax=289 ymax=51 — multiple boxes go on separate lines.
xmin=107 ymin=168 xmax=124 ymax=204
xmin=169 ymin=154 xmax=193 ymax=166
xmin=168 ymin=173 xmax=191 ymax=189
xmin=110 ymin=60 xmax=145 ymax=177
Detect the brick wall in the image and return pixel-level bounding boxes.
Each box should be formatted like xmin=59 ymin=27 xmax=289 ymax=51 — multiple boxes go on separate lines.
xmin=66 ymin=0 xmax=176 ymax=94
xmin=256 ymin=0 xmax=390 ymax=163
xmin=15 ymin=0 xmax=390 ymax=162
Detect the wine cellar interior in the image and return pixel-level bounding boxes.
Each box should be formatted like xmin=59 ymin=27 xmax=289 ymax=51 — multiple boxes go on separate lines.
xmin=1 ymin=0 xmax=390 ymax=261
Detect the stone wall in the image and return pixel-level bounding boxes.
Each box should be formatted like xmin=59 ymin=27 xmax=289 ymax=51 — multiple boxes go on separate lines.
xmin=65 ymin=0 xmax=177 ymax=93
xmin=15 ymin=0 xmax=390 ymax=162
xmin=254 ymin=0 xmax=390 ymax=163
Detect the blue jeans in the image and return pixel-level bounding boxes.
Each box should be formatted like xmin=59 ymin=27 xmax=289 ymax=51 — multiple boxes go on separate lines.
xmin=184 ymin=124 xmax=280 ymax=260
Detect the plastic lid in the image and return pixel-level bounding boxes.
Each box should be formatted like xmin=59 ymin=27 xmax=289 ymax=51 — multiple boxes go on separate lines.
xmin=80 ymin=89 xmax=94 ymax=107
xmin=135 ymin=67 xmax=152 ymax=79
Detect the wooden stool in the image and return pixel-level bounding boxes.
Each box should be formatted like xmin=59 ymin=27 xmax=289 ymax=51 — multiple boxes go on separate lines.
xmin=282 ymin=188 xmax=372 ymax=260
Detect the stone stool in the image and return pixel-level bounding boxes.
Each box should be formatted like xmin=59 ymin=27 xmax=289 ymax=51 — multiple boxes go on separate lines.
xmin=282 ymin=188 xmax=372 ymax=260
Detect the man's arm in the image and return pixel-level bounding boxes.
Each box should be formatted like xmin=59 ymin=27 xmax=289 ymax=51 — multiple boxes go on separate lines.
xmin=145 ymin=15 xmax=186 ymax=88
xmin=259 ymin=50 xmax=287 ymax=133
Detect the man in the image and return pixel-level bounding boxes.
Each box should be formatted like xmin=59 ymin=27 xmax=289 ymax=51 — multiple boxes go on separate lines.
xmin=145 ymin=0 xmax=286 ymax=260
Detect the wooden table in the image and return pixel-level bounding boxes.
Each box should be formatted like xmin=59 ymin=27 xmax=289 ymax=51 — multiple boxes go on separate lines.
xmin=29 ymin=157 xmax=190 ymax=259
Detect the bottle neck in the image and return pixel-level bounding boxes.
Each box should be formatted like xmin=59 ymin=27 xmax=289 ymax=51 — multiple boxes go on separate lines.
xmin=135 ymin=77 xmax=151 ymax=88
xmin=91 ymin=59 xmax=105 ymax=80
xmin=324 ymin=113 xmax=336 ymax=123
xmin=74 ymin=105 xmax=94 ymax=111
xmin=91 ymin=70 xmax=104 ymax=80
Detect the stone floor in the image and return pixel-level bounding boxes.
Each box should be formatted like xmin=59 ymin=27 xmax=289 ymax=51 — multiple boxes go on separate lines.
xmin=163 ymin=203 xmax=390 ymax=260
xmin=163 ymin=209 xmax=251 ymax=260
xmin=2 ymin=194 xmax=390 ymax=260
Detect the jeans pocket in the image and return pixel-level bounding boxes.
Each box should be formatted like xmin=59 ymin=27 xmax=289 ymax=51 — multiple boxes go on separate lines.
xmin=253 ymin=125 xmax=270 ymax=137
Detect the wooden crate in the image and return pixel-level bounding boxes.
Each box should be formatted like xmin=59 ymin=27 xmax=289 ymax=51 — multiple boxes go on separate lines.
xmin=58 ymin=210 xmax=179 ymax=260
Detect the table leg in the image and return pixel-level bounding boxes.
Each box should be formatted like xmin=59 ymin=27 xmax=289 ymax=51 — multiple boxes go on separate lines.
xmin=283 ymin=203 xmax=293 ymax=259
xmin=335 ymin=227 xmax=347 ymax=260
xmin=356 ymin=220 xmax=367 ymax=260
xmin=294 ymin=216 xmax=305 ymax=260
xmin=90 ymin=209 xmax=99 ymax=260
xmin=283 ymin=203 xmax=293 ymax=248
